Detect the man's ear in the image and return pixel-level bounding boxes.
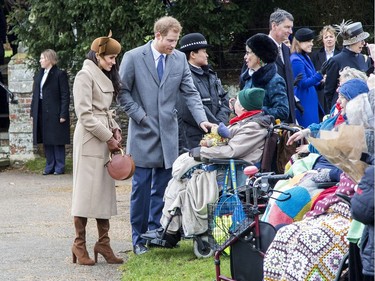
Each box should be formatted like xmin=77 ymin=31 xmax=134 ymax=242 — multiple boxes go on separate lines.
xmin=155 ymin=32 xmax=162 ymax=41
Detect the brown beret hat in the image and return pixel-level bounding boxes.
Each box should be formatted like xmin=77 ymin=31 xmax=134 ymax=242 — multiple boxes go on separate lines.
xmin=91 ymin=31 xmax=121 ymax=56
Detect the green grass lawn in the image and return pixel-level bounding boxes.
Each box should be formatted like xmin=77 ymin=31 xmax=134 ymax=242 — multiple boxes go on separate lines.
xmin=121 ymin=240 xmax=231 ymax=281
xmin=24 ymin=156 xmax=73 ymax=174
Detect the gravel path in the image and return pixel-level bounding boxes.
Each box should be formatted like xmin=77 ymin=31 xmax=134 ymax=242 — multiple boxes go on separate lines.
xmin=0 ymin=169 xmax=132 ymax=281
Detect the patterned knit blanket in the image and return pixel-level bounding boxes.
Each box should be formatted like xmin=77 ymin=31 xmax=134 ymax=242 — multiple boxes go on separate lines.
xmin=263 ymin=202 xmax=351 ymax=280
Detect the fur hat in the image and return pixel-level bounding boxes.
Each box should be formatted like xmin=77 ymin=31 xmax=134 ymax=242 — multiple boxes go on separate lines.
xmin=334 ymin=20 xmax=370 ymax=46
xmin=294 ymin=28 xmax=315 ymax=42
xmin=339 ymin=78 xmax=369 ymax=101
xmin=179 ymin=33 xmax=212 ymax=52
xmin=238 ymin=87 xmax=265 ymax=111
xmin=91 ymin=31 xmax=121 ymax=56
xmin=246 ymin=33 xmax=278 ymax=63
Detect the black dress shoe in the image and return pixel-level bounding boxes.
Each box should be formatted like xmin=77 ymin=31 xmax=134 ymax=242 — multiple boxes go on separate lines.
xmin=133 ymin=243 xmax=149 ymax=255
xmin=42 ymin=171 xmax=53 ymax=175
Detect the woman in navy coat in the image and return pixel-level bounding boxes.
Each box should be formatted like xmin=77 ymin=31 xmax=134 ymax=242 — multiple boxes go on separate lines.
xmin=290 ymin=28 xmax=324 ymax=128
xmin=30 ymin=49 xmax=70 ymax=175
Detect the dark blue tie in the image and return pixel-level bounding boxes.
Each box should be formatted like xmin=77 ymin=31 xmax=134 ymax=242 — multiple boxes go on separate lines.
xmin=157 ymin=54 xmax=164 ymax=81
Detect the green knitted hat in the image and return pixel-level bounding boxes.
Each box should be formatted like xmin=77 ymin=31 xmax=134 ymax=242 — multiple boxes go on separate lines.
xmin=238 ymin=88 xmax=265 ymax=111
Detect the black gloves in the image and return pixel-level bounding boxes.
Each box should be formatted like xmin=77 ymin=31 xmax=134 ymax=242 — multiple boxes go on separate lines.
xmin=295 ymin=96 xmax=304 ymax=114
xmin=293 ymin=73 xmax=303 ymax=86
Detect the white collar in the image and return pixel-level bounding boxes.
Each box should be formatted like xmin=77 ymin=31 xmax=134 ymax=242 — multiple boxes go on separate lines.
xmin=151 ymin=41 xmax=164 ymax=61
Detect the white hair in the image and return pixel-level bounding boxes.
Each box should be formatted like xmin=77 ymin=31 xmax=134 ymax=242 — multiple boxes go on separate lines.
xmin=346 ymin=93 xmax=373 ymax=128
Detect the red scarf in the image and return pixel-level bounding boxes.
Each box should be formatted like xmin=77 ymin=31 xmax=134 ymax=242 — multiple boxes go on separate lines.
xmin=229 ymin=110 xmax=262 ymax=125
xmin=334 ymin=103 xmax=345 ymax=127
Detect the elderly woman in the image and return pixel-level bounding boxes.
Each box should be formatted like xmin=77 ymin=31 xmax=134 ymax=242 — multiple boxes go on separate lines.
xmin=262 ymin=77 xmax=369 ymax=228
xmin=263 ymin=83 xmax=373 ymax=281
xmin=240 ymin=33 xmax=289 ymax=122
xmin=323 ymin=21 xmax=371 ymax=111
xmin=142 ymin=87 xmax=274 ymax=248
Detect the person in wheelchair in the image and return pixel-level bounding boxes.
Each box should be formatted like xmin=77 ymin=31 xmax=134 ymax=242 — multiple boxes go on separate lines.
xmin=141 ymin=87 xmax=274 ymax=248
xmin=263 ymin=88 xmax=374 ymax=281
xmin=263 ymin=76 xmax=369 ymax=229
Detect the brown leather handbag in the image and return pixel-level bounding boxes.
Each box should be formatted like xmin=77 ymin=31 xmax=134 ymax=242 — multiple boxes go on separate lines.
xmin=106 ymin=149 xmax=135 ymax=180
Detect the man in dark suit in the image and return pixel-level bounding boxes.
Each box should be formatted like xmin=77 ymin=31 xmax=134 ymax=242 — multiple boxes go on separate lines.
xmin=118 ymin=16 xmax=212 ymax=255
xmin=268 ymin=8 xmax=296 ymax=124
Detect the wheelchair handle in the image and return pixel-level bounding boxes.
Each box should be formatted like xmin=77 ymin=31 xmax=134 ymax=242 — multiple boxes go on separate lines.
xmin=274 ymin=124 xmax=301 ymax=133
xmin=256 ymin=173 xmax=292 ymax=181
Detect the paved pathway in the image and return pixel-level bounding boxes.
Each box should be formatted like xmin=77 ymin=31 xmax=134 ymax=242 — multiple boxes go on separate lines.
xmin=0 ymin=169 xmax=132 ymax=281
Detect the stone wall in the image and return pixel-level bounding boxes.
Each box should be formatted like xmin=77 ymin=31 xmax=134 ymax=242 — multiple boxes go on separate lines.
xmin=6 ymin=53 xmax=130 ymax=167
xmin=7 ymin=53 xmax=35 ymax=164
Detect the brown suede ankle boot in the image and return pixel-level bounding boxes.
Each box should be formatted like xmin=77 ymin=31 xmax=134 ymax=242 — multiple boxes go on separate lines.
xmin=72 ymin=216 xmax=95 ymax=266
xmin=94 ymin=219 xmax=123 ymax=264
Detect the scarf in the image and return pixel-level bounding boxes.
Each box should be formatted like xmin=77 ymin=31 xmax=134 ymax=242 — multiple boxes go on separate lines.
xmin=229 ymin=110 xmax=262 ymax=125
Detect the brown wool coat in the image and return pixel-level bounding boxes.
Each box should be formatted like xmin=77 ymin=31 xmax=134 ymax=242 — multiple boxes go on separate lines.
xmin=71 ymin=60 xmax=120 ymax=219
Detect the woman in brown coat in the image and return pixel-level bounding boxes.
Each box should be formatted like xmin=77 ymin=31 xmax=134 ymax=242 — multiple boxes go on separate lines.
xmin=71 ymin=33 xmax=123 ymax=265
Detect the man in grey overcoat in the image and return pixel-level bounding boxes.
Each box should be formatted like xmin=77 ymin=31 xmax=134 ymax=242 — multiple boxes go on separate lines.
xmin=118 ymin=16 xmax=212 ymax=255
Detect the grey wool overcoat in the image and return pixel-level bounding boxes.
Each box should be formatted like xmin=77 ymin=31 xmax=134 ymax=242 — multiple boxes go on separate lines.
xmin=118 ymin=41 xmax=207 ymax=169
xmin=71 ymin=59 xmax=120 ymax=219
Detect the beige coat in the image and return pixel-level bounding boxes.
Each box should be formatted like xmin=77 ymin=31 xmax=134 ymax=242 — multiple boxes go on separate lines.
xmin=71 ymin=60 xmax=120 ymax=219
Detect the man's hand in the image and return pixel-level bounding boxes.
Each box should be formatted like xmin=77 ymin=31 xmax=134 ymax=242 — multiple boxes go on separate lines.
xmin=199 ymin=121 xmax=214 ymax=133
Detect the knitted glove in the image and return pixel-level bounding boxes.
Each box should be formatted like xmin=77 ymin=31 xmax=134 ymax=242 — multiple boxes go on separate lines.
xmin=217 ymin=122 xmax=231 ymax=138
xmin=312 ymin=168 xmax=332 ymax=183
xmin=189 ymin=147 xmax=201 ymax=161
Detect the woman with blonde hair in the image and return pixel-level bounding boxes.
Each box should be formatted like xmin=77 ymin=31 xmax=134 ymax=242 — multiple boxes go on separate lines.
xmin=311 ymin=25 xmax=341 ymax=116
xmin=290 ymin=28 xmax=324 ymax=128
xmin=30 ymin=49 xmax=70 ymax=175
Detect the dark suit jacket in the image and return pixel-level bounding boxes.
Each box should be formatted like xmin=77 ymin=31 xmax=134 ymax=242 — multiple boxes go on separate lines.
xmin=310 ymin=47 xmax=341 ymax=115
xmin=275 ymin=43 xmax=295 ymax=123
xmin=30 ymin=65 xmax=70 ymax=145
xmin=310 ymin=47 xmax=341 ymax=72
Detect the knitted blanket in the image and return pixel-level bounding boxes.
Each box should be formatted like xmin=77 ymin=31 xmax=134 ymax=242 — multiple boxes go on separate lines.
xmin=264 ymin=202 xmax=351 ymax=281
xmin=261 ymin=153 xmax=323 ymax=228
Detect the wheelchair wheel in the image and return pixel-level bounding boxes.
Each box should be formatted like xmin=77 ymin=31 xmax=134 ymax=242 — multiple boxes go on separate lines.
xmin=193 ymin=235 xmax=214 ymax=258
xmin=334 ymin=252 xmax=349 ymax=281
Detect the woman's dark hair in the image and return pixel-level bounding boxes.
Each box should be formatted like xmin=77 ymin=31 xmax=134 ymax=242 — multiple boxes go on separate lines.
xmin=86 ymin=50 xmax=121 ymax=99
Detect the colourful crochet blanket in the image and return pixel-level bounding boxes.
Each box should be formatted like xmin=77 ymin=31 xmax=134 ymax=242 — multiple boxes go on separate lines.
xmin=262 ymin=153 xmax=324 ymax=228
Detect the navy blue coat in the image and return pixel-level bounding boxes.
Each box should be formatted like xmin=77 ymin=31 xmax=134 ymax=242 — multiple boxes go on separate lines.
xmin=323 ymin=48 xmax=371 ymax=110
xmin=276 ymin=43 xmax=296 ymax=123
xmin=178 ymin=64 xmax=230 ymax=149
xmin=241 ymin=63 xmax=289 ymax=122
xmin=30 ymin=65 xmax=70 ymax=145
xmin=310 ymin=47 xmax=341 ymax=115
xmin=351 ymin=165 xmax=374 ymax=276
